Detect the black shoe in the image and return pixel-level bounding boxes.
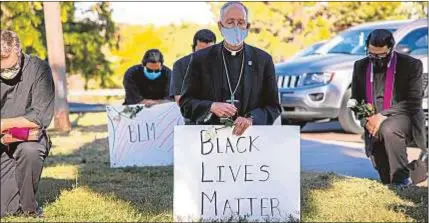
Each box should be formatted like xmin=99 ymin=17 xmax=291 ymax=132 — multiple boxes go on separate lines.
xmin=22 ymin=206 xmax=44 ymax=218
xmin=34 ymin=206 xmax=44 ymax=218
xmin=392 ymin=178 xmax=412 ymax=188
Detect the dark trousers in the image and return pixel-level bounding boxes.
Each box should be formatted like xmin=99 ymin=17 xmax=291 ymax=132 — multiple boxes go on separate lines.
xmin=0 ymin=138 xmax=49 ymax=216
xmin=370 ymin=115 xmax=412 ymax=184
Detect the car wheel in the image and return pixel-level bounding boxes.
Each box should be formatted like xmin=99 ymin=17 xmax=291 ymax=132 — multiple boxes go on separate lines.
xmin=338 ymin=88 xmax=364 ymax=134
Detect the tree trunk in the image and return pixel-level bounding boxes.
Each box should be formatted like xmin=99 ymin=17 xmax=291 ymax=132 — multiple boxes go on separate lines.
xmin=43 ymin=2 xmax=72 ymax=132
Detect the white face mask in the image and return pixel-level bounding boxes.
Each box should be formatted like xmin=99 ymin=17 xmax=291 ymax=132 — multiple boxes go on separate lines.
xmin=1 ymin=53 xmax=21 ymax=80
xmin=0 ymin=62 xmax=20 ymax=80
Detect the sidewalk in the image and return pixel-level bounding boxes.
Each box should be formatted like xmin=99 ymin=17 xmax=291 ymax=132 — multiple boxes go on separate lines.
xmin=300 ymin=121 xmax=427 ymax=186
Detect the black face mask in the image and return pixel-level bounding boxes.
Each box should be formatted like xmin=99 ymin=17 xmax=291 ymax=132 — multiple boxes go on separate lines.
xmin=370 ymin=52 xmax=392 ymax=72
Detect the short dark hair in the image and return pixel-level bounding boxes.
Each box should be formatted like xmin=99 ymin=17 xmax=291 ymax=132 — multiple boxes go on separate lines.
xmin=192 ymin=29 xmax=216 ymax=51
xmin=142 ymin=49 xmax=164 ymax=65
xmin=366 ymin=29 xmax=395 ymax=49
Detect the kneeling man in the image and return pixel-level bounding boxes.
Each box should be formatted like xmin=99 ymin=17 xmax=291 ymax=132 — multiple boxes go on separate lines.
xmin=351 ymin=29 xmax=426 ymax=185
xmin=1 ymin=30 xmax=55 ymax=217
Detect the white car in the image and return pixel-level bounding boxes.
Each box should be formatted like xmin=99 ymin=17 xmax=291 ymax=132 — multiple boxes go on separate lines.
xmin=276 ymin=19 xmax=428 ymax=133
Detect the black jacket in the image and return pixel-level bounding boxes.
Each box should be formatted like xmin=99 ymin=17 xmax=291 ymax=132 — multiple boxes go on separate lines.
xmin=351 ymin=52 xmax=426 ymax=154
xmin=123 ymin=65 xmax=171 ymax=105
xmin=170 ymin=54 xmax=192 ymax=97
xmin=179 ymin=43 xmax=281 ymax=125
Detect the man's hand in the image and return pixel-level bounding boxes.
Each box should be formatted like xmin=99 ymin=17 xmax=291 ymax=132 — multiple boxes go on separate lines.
xmin=232 ymin=117 xmax=253 ymax=136
xmin=140 ymin=99 xmax=159 ymax=107
xmin=1 ymin=134 xmax=9 ymax=146
xmin=1 ymin=128 xmax=41 ymax=146
xmin=366 ymin=113 xmax=387 ymax=136
xmin=210 ymin=102 xmax=237 ymax=118
xmin=1 ymin=122 xmax=5 ymax=133
xmin=174 ymin=96 xmax=181 ymax=105
xmin=1 ymin=117 xmax=39 ymax=133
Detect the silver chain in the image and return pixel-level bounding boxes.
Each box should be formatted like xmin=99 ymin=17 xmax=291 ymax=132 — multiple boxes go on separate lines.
xmin=221 ymin=49 xmax=245 ymax=99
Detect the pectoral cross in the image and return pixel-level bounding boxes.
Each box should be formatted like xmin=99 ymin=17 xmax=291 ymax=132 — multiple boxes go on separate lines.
xmin=226 ymin=95 xmax=240 ymax=106
xmin=220 ymin=95 xmax=240 ymax=123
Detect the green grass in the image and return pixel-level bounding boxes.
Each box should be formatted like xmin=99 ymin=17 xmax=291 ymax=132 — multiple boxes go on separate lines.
xmin=2 ymin=113 xmax=427 ymax=222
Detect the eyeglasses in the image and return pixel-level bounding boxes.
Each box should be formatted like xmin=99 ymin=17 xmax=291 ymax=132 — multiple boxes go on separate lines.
xmin=367 ymin=49 xmax=391 ymax=59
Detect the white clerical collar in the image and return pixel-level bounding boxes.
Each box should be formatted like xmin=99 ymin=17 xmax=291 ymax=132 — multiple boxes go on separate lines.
xmin=223 ymin=44 xmax=244 ymax=56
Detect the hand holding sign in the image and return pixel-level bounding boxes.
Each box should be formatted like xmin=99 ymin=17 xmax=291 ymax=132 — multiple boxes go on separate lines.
xmin=232 ymin=116 xmax=252 ymax=136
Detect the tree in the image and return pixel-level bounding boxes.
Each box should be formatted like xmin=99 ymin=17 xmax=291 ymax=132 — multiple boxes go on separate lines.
xmin=209 ymin=2 xmax=426 ymax=62
xmin=0 ymin=2 xmax=47 ymax=57
xmin=44 ymin=2 xmax=72 ymax=132
xmin=109 ymin=23 xmax=219 ymax=86
xmin=61 ymin=2 xmax=118 ymax=89
xmin=326 ymin=2 xmax=406 ymax=32
xmin=1 ymin=2 xmax=118 ymax=89
xmin=210 ymin=2 xmax=333 ymax=62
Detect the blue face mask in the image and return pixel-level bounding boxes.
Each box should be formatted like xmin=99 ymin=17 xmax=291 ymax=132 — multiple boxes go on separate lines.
xmin=220 ymin=26 xmax=248 ymax=47
xmin=144 ymin=67 xmax=162 ymax=80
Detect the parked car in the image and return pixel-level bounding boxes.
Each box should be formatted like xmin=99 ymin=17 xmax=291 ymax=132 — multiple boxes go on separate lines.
xmin=289 ymin=40 xmax=327 ymax=60
xmin=275 ymin=19 xmax=428 ymax=133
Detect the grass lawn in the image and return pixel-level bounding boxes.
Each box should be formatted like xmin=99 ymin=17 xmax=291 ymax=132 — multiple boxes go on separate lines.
xmin=2 ymin=113 xmax=427 ymax=222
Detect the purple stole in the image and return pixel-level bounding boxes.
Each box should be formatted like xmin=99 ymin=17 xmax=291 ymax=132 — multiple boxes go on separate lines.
xmin=365 ymin=52 xmax=397 ymax=111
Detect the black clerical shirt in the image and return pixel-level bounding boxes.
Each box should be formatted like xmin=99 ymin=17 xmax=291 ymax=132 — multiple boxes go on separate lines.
xmin=0 ymin=54 xmax=55 ymax=129
xmin=179 ymin=43 xmax=281 ymax=125
xmin=373 ymin=71 xmax=386 ymax=113
xmin=222 ymin=46 xmax=245 ymax=113
xmin=123 ymin=65 xmax=171 ymax=105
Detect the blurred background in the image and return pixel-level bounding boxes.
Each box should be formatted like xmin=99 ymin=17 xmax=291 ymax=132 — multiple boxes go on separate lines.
xmin=1 ymin=4 xmax=427 ymax=222
xmin=2 ymin=2 xmax=427 ymax=90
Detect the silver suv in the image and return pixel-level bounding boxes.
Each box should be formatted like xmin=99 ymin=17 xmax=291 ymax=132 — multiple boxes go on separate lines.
xmin=276 ymin=19 xmax=428 ymax=133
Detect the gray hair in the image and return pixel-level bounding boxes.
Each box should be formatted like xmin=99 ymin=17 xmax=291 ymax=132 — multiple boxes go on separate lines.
xmin=1 ymin=30 xmax=21 ymax=57
xmin=219 ymin=2 xmax=249 ymax=22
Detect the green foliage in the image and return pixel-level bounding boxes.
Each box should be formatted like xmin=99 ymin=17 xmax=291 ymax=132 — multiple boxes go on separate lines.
xmin=2 ymin=2 xmax=427 ymax=88
xmin=62 ymin=2 xmax=118 ymax=89
xmin=210 ymin=2 xmax=335 ymax=62
xmin=209 ymin=2 xmax=427 ymax=63
xmin=1 ymin=2 xmax=118 ymax=89
xmin=121 ymin=105 xmax=144 ymax=119
xmin=350 ymin=100 xmax=376 ymax=120
xmin=327 ymin=2 xmax=406 ymax=32
xmin=0 ymin=2 xmax=46 ymax=57
xmin=109 ymin=23 xmax=220 ymax=86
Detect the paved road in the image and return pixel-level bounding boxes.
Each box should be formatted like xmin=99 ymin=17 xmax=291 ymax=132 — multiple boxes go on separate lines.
xmin=301 ymin=121 xmax=423 ymax=180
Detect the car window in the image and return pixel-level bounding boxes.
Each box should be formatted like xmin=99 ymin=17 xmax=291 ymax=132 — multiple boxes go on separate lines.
xmin=317 ymin=28 xmax=396 ymax=55
xmin=294 ymin=42 xmax=325 ymax=58
xmin=397 ymin=27 xmax=428 ymax=55
xmin=410 ymin=48 xmax=428 ymax=56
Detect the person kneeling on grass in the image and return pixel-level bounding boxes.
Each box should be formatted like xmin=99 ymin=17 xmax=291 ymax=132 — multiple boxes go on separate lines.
xmin=1 ymin=30 xmax=54 ymax=217
xmin=123 ymin=49 xmax=173 ymax=106
xmin=350 ymin=29 xmax=426 ymax=186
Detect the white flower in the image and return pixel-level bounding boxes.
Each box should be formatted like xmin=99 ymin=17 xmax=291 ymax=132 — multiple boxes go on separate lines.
xmin=203 ymin=127 xmax=218 ymax=141
xmin=347 ymin=99 xmax=358 ymax=108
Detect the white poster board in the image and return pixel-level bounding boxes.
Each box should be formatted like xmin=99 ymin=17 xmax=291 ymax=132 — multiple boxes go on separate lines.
xmin=106 ymin=102 xmax=184 ymax=167
xmin=174 ymin=125 xmax=300 ymax=222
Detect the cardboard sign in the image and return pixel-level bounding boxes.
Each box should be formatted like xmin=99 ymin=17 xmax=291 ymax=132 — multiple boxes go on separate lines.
xmin=106 ymin=102 xmax=184 ymax=167
xmin=174 ymin=125 xmax=300 ymax=222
